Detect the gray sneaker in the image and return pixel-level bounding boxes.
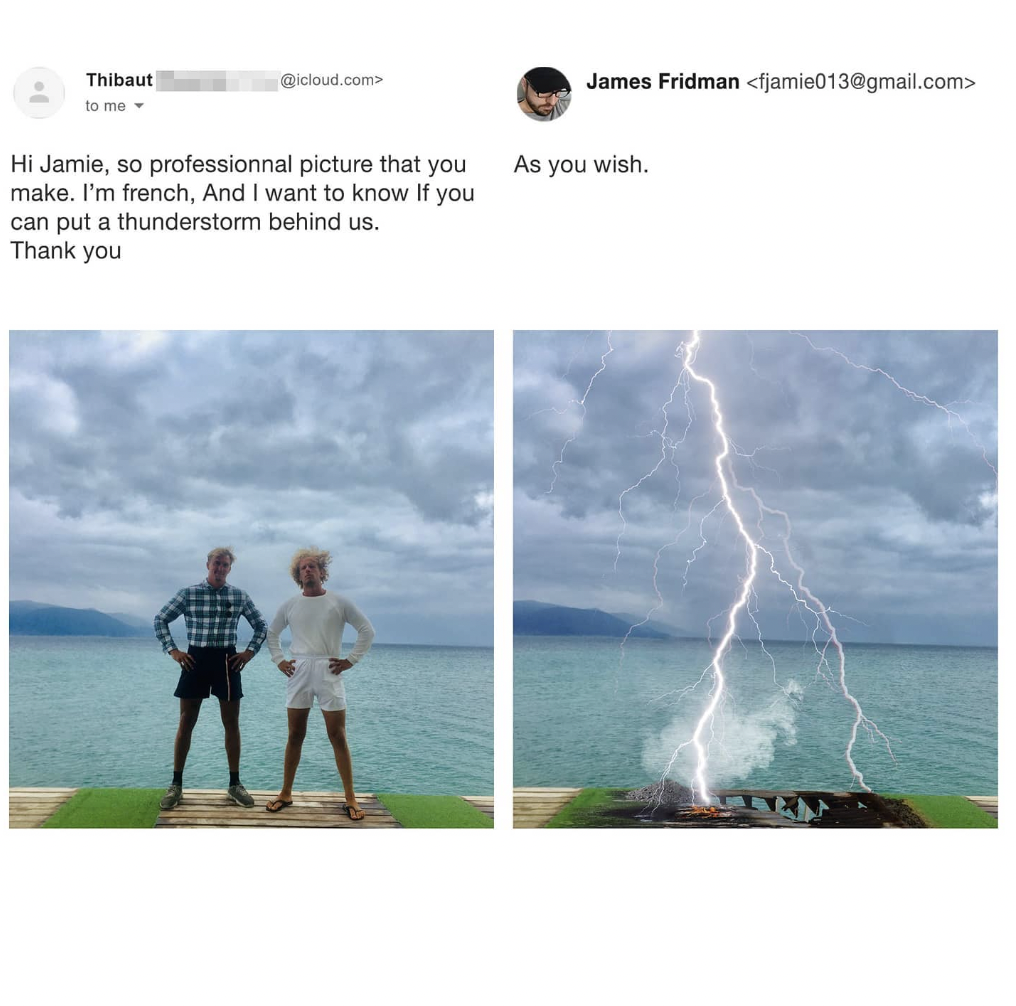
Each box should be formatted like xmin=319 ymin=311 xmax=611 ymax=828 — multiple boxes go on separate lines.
xmin=227 ymin=783 xmax=255 ymax=808
xmin=160 ymin=784 xmax=183 ymax=810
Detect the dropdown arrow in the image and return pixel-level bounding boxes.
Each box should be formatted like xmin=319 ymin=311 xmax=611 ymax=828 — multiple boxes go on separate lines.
xmin=135 ymin=102 xmax=144 ymax=108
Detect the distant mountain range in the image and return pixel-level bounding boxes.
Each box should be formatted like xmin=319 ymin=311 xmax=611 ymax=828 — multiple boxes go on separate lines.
xmin=12 ymin=597 xmax=687 ymax=641
xmin=514 ymin=600 xmax=685 ymax=639
xmin=9 ymin=600 xmax=151 ymax=637
xmin=108 ymin=612 xmax=152 ymax=630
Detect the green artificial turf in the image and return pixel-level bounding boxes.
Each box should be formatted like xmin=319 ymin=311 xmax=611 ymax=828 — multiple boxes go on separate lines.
xmin=41 ymin=788 xmax=164 ymax=829
xmin=376 ymin=794 xmax=493 ymax=829
xmin=544 ymin=788 xmax=629 ymax=828
xmin=887 ymin=794 xmax=998 ymax=829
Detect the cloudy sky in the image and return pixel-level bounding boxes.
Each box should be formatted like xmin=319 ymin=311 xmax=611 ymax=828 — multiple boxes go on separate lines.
xmin=10 ymin=331 xmax=493 ymax=646
xmin=515 ymin=331 xmax=997 ymax=647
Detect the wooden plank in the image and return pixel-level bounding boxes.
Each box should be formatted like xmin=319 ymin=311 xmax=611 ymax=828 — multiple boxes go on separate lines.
xmin=9 ymin=799 xmax=76 ymax=807
xmin=9 ymin=787 xmax=78 ymax=795
xmin=7 ymin=788 xmax=77 ymax=828
xmin=462 ymin=796 xmax=494 ymax=821
xmin=512 ymin=787 xmax=586 ymax=795
xmin=6 ymin=808 xmax=73 ymax=816
xmin=7 ymin=804 xmax=75 ymax=812
xmin=965 ymin=796 xmax=998 ymax=819
xmin=511 ymin=799 xmax=578 ymax=805
xmin=513 ymin=787 xmax=581 ymax=828
xmin=8 ymin=797 xmax=74 ymax=803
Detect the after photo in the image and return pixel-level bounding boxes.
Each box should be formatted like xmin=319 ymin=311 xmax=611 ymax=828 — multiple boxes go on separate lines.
xmin=513 ymin=330 xmax=997 ymax=828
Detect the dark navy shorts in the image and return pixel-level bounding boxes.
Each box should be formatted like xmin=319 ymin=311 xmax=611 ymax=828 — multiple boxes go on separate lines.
xmin=173 ymin=646 xmax=243 ymax=702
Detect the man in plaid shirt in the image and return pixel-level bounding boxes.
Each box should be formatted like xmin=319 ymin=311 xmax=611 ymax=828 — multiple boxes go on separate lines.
xmin=153 ymin=547 xmax=268 ymax=810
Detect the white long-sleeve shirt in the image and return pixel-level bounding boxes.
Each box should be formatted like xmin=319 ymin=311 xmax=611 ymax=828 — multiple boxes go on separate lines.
xmin=266 ymin=592 xmax=375 ymax=666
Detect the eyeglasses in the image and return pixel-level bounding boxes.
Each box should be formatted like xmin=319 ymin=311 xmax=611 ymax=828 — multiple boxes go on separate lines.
xmin=526 ymin=81 xmax=570 ymax=99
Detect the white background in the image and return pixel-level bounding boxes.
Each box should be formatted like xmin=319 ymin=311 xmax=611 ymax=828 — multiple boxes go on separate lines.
xmin=2 ymin=2 xmax=1009 ymax=1000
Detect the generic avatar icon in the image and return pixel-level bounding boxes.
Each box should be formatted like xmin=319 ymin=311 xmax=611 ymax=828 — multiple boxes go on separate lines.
xmin=15 ymin=67 xmax=64 ymax=117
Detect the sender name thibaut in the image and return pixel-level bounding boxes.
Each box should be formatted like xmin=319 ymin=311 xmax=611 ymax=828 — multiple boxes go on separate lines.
xmin=86 ymin=72 xmax=154 ymax=87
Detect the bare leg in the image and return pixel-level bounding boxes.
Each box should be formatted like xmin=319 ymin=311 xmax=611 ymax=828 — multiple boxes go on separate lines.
xmin=323 ymin=709 xmax=362 ymax=819
xmin=218 ymin=699 xmax=242 ymax=774
xmin=268 ymin=707 xmax=310 ymax=809
xmin=173 ymin=699 xmax=203 ymax=773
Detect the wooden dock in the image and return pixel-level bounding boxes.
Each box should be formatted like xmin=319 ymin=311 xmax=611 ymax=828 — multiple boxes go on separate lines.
xmin=513 ymin=787 xmax=581 ymax=828
xmin=463 ymin=795 xmax=494 ymax=822
xmin=155 ymin=789 xmax=397 ymax=828
xmin=8 ymin=788 xmax=493 ymax=828
xmin=966 ymin=796 xmax=998 ymax=820
xmin=9 ymin=787 xmax=77 ymax=828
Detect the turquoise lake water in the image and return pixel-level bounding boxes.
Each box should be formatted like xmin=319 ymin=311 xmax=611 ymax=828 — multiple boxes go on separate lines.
xmin=514 ymin=636 xmax=997 ymax=794
xmin=9 ymin=637 xmax=493 ymax=794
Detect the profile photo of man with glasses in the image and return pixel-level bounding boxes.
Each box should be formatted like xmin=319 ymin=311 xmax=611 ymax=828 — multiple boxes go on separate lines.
xmin=518 ymin=66 xmax=572 ymax=121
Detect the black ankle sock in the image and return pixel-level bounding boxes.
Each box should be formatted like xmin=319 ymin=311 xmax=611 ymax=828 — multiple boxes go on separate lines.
xmin=172 ymin=771 xmax=183 ymax=786
xmin=229 ymin=772 xmax=240 ymax=786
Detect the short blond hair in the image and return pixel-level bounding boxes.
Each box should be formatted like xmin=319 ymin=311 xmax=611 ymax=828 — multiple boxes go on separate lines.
xmin=290 ymin=548 xmax=332 ymax=586
xmin=207 ymin=546 xmax=236 ymax=565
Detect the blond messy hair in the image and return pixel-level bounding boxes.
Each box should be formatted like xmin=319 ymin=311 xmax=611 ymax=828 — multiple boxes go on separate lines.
xmin=207 ymin=546 xmax=236 ymax=565
xmin=290 ymin=548 xmax=332 ymax=586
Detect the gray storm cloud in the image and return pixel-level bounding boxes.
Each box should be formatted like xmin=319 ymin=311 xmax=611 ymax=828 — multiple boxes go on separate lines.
xmin=514 ymin=331 xmax=997 ymax=646
xmin=9 ymin=331 xmax=493 ymax=646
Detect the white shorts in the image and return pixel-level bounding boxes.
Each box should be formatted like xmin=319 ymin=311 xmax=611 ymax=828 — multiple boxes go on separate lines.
xmin=286 ymin=656 xmax=347 ymax=712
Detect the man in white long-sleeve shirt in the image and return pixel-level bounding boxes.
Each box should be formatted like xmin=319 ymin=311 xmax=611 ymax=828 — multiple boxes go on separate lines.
xmin=265 ymin=548 xmax=375 ymax=819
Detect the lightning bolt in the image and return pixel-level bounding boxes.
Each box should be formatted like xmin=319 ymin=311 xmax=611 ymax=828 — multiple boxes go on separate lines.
xmin=543 ymin=332 xmax=614 ymax=494
xmin=614 ymin=350 xmax=695 ymax=571
xmin=674 ymin=332 xmax=903 ymax=801
xmin=796 ymin=333 xmax=997 ymax=484
xmin=679 ymin=331 xmax=766 ymax=801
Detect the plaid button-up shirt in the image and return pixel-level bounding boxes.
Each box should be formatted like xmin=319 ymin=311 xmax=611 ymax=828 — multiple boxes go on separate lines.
xmin=154 ymin=581 xmax=268 ymax=655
